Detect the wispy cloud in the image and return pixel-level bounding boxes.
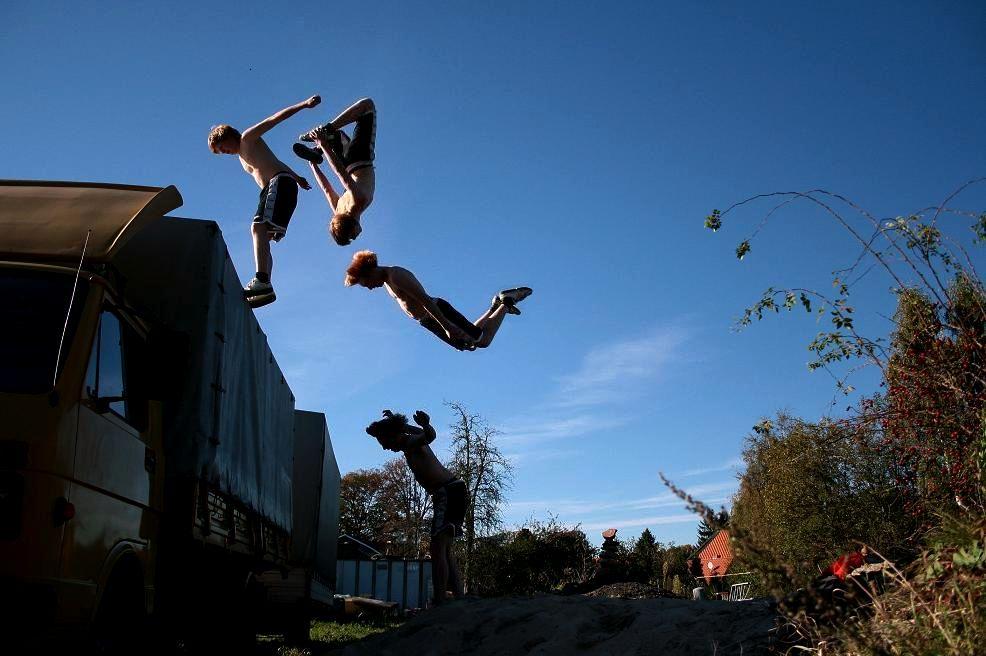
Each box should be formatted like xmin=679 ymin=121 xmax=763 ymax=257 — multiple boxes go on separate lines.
xmin=553 ymin=326 xmax=688 ymax=408
xmin=504 ymin=448 xmax=584 ymax=465
xmin=506 ymin=480 xmax=736 ymax=519
xmin=581 ymin=513 xmax=698 ymax=531
xmin=499 ymin=414 xmax=630 ymax=445
xmin=502 ymin=476 xmax=737 ymax=542
xmin=675 ymin=456 xmax=744 ymax=478
xmin=499 ymin=324 xmax=690 ymax=451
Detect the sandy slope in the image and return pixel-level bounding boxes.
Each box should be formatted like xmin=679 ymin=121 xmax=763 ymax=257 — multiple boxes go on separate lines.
xmin=342 ymin=594 xmax=778 ymax=655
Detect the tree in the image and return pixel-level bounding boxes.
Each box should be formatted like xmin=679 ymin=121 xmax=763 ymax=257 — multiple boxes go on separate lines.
xmin=468 ymin=517 xmax=597 ymax=596
xmin=880 ymin=276 xmax=986 ymax=519
xmin=730 ymin=413 xmax=913 ymax=587
xmin=378 ymin=457 xmax=432 ymax=558
xmin=446 ymin=401 xmax=513 ymax=591
xmin=696 ymin=509 xmax=730 ymax=547
xmin=629 ymin=529 xmax=660 ymax=583
xmin=658 ymin=544 xmax=694 ymax=592
xmin=692 ymin=184 xmax=986 ymax=651
xmin=339 ymin=469 xmax=387 ymax=544
xmin=703 ymin=184 xmax=986 ymax=523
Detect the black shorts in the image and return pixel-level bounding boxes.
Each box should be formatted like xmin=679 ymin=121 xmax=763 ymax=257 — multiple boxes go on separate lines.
xmin=420 ymin=298 xmax=483 ymax=350
xmin=340 ymin=110 xmax=376 ymax=174
xmin=252 ymin=173 xmax=298 ymax=241
xmin=431 ymin=478 xmax=467 ymax=537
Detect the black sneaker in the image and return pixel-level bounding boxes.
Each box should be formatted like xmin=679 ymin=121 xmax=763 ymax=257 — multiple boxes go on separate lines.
xmin=490 ymin=294 xmax=519 ymax=316
xmin=293 ymin=143 xmax=323 ymax=164
xmin=299 ymin=124 xmax=335 ymax=143
xmin=498 ymin=287 xmax=532 ymax=315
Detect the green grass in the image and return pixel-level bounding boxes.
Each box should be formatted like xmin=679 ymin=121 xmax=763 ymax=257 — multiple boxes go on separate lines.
xmin=267 ymin=618 xmax=404 ymax=655
xmin=310 ymin=618 xmax=402 ymax=647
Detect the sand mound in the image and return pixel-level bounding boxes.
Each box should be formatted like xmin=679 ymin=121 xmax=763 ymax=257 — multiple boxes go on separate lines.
xmin=583 ymin=582 xmax=677 ymax=599
xmin=342 ymin=594 xmax=778 ymax=655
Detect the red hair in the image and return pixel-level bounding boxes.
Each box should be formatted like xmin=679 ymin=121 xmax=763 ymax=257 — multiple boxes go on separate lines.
xmin=345 ymin=250 xmax=378 ymax=286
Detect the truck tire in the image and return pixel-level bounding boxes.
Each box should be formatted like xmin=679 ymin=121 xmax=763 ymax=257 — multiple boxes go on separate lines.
xmin=91 ymin=556 xmax=146 ymax=655
xmin=284 ymin=600 xmax=312 ymax=645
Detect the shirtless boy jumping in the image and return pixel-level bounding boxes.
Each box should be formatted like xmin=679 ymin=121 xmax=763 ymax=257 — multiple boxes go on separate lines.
xmin=208 ymin=94 xmax=321 ymax=307
xmin=344 ymin=250 xmax=532 ymax=351
xmin=292 ymin=97 xmax=376 ymax=246
xmin=366 ymin=409 xmax=466 ymax=605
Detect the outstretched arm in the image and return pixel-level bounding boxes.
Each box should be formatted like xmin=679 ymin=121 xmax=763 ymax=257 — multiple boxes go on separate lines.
xmin=242 ymin=95 xmax=321 ymax=141
xmin=403 ymin=410 xmax=437 ymax=448
xmin=316 ymin=137 xmax=359 ymax=197
xmin=309 ymin=161 xmax=339 ymax=210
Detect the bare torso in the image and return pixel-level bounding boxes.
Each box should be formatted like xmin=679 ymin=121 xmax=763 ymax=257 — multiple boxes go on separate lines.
xmin=383 ymin=267 xmax=432 ymax=321
xmin=239 ymin=137 xmax=301 ymax=187
xmin=403 ymin=443 xmax=454 ymax=491
xmin=335 ymin=167 xmax=376 ymax=216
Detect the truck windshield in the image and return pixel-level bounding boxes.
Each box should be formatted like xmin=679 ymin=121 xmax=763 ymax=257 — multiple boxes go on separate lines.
xmin=0 ymin=268 xmax=90 ymax=394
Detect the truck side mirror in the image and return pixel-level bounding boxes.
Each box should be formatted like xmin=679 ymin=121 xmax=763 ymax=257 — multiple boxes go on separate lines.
xmin=92 ymin=396 xmax=125 ymax=414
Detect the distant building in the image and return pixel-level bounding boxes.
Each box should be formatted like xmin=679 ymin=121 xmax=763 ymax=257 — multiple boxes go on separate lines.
xmin=692 ymin=529 xmax=734 ymax=583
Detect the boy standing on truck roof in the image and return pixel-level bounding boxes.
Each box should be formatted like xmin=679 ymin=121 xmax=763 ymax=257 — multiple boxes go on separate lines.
xmin=291 ymin=97 xmax=377 ymax=246
xmin=208 ymin=94 xmax=321 ymax=308
xmin=344 ymin=250 xmax=532 ymax=351
xmin=365 ymin=410 xmax=466 ymax=606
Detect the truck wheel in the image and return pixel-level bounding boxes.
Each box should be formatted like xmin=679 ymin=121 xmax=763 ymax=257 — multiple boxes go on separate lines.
xmin=284 ymin=601 xmax=312 ymax=646
xmin=92 ymin=556 xmax=146 ymax=655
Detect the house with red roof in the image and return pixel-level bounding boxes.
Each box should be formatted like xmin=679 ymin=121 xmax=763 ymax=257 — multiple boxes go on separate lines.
xmin=692 ymin=529 xmax=734 ymax=583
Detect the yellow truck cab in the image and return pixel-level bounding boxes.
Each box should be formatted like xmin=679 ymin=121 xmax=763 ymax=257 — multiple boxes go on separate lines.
xmin=0 ymin=181 xmax=340 ymax=651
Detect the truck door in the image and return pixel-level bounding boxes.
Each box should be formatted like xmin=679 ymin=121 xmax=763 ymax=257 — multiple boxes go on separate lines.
xmin=59 ymin=305 xmax=154 ymax=624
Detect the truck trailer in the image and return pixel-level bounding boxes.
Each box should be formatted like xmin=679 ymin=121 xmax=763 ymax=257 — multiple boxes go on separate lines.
xmin=0 ymin=180 xmax=340 ymax=650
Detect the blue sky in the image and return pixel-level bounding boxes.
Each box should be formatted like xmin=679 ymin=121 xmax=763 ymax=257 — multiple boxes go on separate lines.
xmin=4 ymin=1 xmax=985 ymax=546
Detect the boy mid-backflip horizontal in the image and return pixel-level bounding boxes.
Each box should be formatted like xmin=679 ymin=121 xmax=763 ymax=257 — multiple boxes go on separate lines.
xmin=365 ymin=409 xmax=466 ymax=606
xmin=344 ymin=250 xmax=532 ymax=351
xmin=208 ymin=94 xmax=322 ymax=307
xmin=292 ymin=97 xmax=377 ymax=246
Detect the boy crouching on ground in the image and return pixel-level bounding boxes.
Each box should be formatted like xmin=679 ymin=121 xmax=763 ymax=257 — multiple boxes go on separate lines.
xmin=366 ymin=410 xmax=467 ymax=605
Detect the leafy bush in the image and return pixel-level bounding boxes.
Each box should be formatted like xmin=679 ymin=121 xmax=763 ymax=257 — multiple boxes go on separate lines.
xmin=879 ymin=278 xmax=986 ymax=522
xmin=730 ymin=413 xmax=916 ymax=588
xmin=466 ymin=517 xmax=596 ymax=596
xmin=796 ymin=515 xmax=986 ymax=655
xmin=691 ymin=182 xmax=986 ymax=653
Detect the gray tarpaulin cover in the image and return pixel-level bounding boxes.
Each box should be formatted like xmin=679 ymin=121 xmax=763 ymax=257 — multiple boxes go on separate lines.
xmin=292 ymin=411 xmax=341 ymax=582
xmin=114 ymin=217 xmax=295 ymax=530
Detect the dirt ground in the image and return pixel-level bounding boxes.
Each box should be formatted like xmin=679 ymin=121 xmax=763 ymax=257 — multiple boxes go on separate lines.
xmin=340 ymin=593 xmax=779 ymax=655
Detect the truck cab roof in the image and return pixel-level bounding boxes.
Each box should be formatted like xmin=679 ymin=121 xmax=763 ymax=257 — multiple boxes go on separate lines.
xmin=0 ymin=180 xmax=183 ymax=264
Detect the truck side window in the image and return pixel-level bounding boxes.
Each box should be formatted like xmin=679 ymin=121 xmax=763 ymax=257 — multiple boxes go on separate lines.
xmin=84 ymin=310 xmax=147 ymax=431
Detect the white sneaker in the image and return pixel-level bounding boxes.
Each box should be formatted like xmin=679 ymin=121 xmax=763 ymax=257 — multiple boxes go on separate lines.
xmin=244 ymin=278 xmax=273 ymax=299
xmin=248 ymin=292 xmax=276 ymax=308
